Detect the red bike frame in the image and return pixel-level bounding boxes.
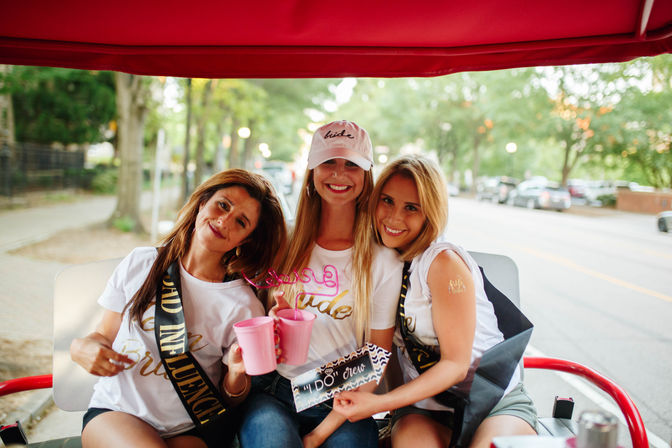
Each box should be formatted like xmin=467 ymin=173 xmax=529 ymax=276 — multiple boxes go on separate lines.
xmin=1 ymin=358 xmax=649 ymax=448
xmin=524 ymin=357 xmax=648 ymax=448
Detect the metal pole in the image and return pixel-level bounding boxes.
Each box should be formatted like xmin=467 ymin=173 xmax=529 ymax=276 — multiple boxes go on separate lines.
xmin=151 ymin=129 xmax=165 ymax=243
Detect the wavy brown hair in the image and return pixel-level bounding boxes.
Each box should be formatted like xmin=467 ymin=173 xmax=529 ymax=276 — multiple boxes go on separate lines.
xmin=370 ymin=155 xmax=448 ymax=262
xmin=125 ymin=169 xmax=287 ymax=323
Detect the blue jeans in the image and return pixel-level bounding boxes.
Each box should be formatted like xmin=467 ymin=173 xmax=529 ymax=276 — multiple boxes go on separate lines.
xmin=238 ymin=372 xmax=378 ymax=448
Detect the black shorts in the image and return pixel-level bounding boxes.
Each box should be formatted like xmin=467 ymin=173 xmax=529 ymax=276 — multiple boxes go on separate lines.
xmin=82 ymin=407 xmax=203 ymax=440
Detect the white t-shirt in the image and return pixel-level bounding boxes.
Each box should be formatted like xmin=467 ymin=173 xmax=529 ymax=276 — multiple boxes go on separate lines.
xmin=88 ymin=247 xmax=264 ymax=437
xmin=277 ymin=244 xmax=403 ymax=378
xmin=393 ymin=241 xmax=520 ymax=411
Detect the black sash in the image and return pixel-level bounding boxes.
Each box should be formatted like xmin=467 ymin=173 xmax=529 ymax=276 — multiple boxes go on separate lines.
xmin=397 ymin=259 xmax=533 ymax=447
xmin=154 ymin=260 xmax=237 ymax=447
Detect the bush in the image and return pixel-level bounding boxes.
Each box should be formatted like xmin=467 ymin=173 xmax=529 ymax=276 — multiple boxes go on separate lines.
xmin=112 ymin=216 xmax=135 ymax=232
xmin=90 ymin=168 xmax=118 ymax=194
xmin=597 ymin=193 xmax=616 ymax=207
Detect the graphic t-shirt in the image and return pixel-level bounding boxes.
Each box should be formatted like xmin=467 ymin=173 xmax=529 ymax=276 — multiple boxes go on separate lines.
xmin=393 ymin=241 xmax=520 ymax=411
xmin=88 ymin=247 xmax=264 ymax=436
xmin=276 ymin=244 xmax=402 ymax=379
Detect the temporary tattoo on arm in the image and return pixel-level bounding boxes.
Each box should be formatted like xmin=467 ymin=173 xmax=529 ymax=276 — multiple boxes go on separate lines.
xmin=447 ymin=277 xmax=467 ymax=294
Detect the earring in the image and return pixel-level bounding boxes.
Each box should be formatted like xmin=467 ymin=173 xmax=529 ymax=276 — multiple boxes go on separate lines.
xmin=235 ymin=246 xmax=241 ymax=257
xmin=305 ymin=185 xmax=311 ymax=198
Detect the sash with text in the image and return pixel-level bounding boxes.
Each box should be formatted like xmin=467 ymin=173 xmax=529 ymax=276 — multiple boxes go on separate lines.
xmin=155 ymin=261 xmax=235 ymax=447
xmin=398 ymin=261 xmax=533 ymax=448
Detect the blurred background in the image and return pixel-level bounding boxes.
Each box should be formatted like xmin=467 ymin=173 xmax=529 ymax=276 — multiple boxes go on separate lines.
xmin=1 ymin=56 xmax=671 ymax=447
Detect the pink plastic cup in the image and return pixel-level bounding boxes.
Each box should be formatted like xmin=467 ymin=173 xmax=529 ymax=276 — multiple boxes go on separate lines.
xmin=233 ymin=316 xmax=277 ymax=375
xmin=276 ymin=309 xmax=316 ymax=365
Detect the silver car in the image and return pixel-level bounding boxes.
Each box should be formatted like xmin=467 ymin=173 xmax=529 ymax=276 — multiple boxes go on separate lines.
xmin=510 ymin=181 xmax=571 ymax=211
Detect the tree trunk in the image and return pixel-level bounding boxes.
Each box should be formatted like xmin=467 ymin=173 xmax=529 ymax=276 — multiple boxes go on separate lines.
xmin=471 ymin=134 xmax=482 ymax=193
xmin=0 ymin=65 xmax=15 ymax=146
xmin=228 ymin=116 xmax=241 ymax=169
xmin=449 ymin=145 xmax=459 ymax=185
xmin=213 ymin=120 xmax=225 ymax=172
xmin=194 ymin=79 xmax=214 ymax=186
xmin=240 ymin=120 xmax=255 ymax=169
xmin=181 ymin=78 xmax=193 ymax=204
xmin=110 ymin=72 xmax=147 ymax=233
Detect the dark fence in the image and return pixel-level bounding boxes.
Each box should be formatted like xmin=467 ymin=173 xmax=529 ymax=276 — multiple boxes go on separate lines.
xmin=0 ymin=142 xmax=91 ymax=196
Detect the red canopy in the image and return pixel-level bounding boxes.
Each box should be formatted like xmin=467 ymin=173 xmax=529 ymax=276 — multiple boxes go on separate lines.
xmin=1 ymin=0 xmax=670 ymax=78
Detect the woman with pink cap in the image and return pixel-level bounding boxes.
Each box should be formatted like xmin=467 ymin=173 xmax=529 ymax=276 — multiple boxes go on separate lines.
xmin=238 ymin=120 xmax=403 ymax=448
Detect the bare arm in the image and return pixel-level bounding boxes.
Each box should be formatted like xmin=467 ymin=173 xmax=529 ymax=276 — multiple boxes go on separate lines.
xmin=220 ymin=342 xmax=251 ymax=407
xmin=70 ymin=309 xmax=133 ymax=376
xmin=334 ymin=251 xmax=476 ymax=421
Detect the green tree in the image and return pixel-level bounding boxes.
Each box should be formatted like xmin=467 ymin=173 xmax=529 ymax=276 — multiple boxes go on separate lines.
xmin=605 ymin=56 xmax=672 ymax=188
xmin=2 ymin=66 xmax=115 ymax=144
xmin=250 ymin=79 xmax=334 ymax=163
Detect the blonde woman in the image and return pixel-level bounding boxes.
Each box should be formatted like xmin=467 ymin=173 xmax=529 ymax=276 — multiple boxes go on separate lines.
xmin=71 ymin=169 xmax=287 ymax=448
xmin=238 ymin=121 xmax=403 ymax=448
xmin=333 ymin=156 xmax=538 ymax=448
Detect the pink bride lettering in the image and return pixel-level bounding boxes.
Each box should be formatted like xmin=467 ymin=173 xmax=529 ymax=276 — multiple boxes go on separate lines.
xmin=242 ymin=265 xmax=340 ymax=302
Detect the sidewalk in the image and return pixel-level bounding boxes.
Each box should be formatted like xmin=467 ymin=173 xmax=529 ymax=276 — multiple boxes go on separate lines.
xmin=0 ymin=188 xmax=178 ymax=445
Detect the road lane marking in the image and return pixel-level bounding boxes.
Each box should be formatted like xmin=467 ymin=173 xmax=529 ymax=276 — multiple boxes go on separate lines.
xmin=643 ymin=248 xmax=672 ymax=261
xmin=525 ymin=345 xmax=669 ymax=448
xmin=452 ymin=226 xmax=672 ymax=303
xmin=518 ymin=246 xmax=672 ymax=304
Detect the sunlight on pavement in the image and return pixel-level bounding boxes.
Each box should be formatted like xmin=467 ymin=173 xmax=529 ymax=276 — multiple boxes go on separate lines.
xmin=516 ymin=246 xmax=672 ymax=304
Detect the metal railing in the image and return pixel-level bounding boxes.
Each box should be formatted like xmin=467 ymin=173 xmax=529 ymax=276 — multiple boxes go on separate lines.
xmin=0 ymin=142 xmax=88 ymax=196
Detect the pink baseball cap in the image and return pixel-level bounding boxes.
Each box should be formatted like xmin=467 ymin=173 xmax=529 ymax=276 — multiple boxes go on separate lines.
xmin=307 ymin=120 xmax=373 ymax=170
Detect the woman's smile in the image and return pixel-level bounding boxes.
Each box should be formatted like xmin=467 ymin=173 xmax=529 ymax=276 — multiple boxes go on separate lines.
xmin=382 ymin=224 xmax=405 ymax=236
xmin=313 ymin=159 xmax=365 ymax=204
xmin=208 ymin=222 xmax=224 ymax=238
xmin=375 ymin=173 xmax=425 ymax=252
xmin=193 ymin=186 xmax=261 ymax=254
xmin=326 ymin=183 xmax=352 ymax=193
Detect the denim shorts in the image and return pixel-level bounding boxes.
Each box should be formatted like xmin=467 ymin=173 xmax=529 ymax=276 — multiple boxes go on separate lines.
xmin=391 ymin=382 xmax=538 ymax=433
xmin=238 ymin=371 xmax=379 ymax=448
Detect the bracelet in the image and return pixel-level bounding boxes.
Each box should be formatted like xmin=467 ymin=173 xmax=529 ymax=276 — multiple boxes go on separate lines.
xmin=223 ymin=375 xmax=250 ymax=398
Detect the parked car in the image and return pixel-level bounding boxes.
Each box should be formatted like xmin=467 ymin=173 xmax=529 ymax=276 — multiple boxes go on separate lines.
xmin=476 ymin=176 xmax=518 ymax=204
xmin=658 ymin=211 xmax=672 ymax=233
xmin=567 ymin=179 xmax=588 ymax=199
xmin=261 ymin=161 xmax=295 ymax=196
xmin=447 ymin=183 xmax=460 ymax=197
xmin=510 ymin=180 xmax=571 ymax=211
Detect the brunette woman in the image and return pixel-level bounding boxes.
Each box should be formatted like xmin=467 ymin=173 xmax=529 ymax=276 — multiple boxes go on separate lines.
xmin=71 ymin=169 xmax=287 ymax=448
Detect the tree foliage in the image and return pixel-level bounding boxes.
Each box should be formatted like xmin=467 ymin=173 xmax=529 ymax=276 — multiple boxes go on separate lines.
xmin=1 ymin=67 xmax=115 ymax=144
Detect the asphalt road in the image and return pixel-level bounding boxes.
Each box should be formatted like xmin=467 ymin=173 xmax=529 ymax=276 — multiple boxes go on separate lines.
xmin=446 ymin=196 xmax=672 ymax=447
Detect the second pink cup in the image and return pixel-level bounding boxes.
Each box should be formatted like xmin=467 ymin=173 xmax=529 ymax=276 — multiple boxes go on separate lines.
xmin=233 ymin=316 xmax=276 ymax=375
xmin=276 ymin=309 xmax=316 ymax=365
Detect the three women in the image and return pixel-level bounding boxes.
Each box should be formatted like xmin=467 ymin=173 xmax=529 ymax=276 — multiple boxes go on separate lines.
xmin=72 ymin=123 xmax=536 ymax=448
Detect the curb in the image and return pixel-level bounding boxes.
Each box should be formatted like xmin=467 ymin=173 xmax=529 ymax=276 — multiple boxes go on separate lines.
xmin=3 ymin=389 xmax=53 ymax=434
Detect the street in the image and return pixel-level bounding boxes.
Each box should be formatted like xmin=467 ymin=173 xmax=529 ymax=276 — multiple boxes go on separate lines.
xmin=447 ymin=197 xmax=672 ymax=447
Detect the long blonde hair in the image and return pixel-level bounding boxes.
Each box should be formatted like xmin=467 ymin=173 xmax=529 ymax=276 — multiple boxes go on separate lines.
xmin=277 ymin=167 xmax=375 ymax=345
xmin=370 ymin=155 xmax=448 ymax=262
xmin=126 ymin=169 xmax=287 ymax=323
